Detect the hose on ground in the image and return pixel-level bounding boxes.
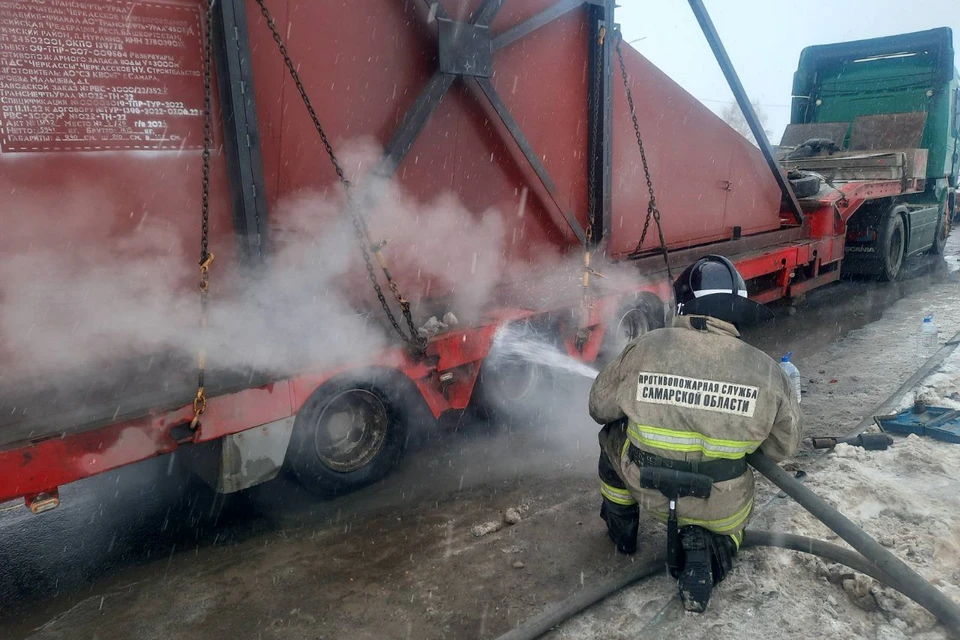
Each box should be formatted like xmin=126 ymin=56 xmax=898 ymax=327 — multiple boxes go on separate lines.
xmin=495 ymin=454 xmax=960 ymax=640
xmin=748 ymin=451 xmax=960 ymax=632
xmin=495 ymin=528 xmax=955 ymax=640
xmin=493 ymin=548 xmax=665 ymax=640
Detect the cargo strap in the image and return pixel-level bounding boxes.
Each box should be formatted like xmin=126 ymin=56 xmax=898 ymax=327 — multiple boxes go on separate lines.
xmin=613 ymin=29 xmax=673 ymax=279
xmin=253 ymin=0 xmax=426 ymax=357
xmin=629 ymin=446 xmax=748 ymax=483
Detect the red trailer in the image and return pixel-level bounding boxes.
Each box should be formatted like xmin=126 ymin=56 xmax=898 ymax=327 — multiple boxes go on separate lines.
xmin=0 ymin=0 xmax=929 ymax=510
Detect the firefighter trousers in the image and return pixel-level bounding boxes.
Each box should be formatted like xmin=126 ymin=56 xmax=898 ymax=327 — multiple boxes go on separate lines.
xmin=597 ymin=420 xmax=740 ymax=578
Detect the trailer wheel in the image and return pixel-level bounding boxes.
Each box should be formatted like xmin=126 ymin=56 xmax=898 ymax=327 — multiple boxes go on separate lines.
xmin=877 ymin=211 xmax=906 ymax=282
xmin=600 ymin=295 xmax=667 ymax=363
xmin=287 ymin=375 xmax=408 ymax=497
xmin=471 ymin=323 xmax=555 ymax=426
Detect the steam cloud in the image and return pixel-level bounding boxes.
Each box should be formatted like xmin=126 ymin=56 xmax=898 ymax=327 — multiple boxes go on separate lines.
xmin=0 ymin=140 xmax=651 ymax=411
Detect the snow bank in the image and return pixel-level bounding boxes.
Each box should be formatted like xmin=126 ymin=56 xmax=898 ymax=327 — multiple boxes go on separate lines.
xmin=896 ymin=350 xmax=960 ymax=412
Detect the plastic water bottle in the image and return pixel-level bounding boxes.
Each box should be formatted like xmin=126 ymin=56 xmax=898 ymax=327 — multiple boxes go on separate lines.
xmin=780 ymin=352 xmax=802 ymax=404
xmin=918 ymin=316 xmax=939 ymax=357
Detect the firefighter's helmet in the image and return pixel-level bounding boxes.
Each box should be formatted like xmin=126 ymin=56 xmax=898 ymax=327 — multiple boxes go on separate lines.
xmin=673 ymin=255 xmax=773 ymax=327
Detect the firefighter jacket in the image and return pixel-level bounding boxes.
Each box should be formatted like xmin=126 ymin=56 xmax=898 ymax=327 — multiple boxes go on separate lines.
xmin=589 ymin=315 xmax=802 ymax=538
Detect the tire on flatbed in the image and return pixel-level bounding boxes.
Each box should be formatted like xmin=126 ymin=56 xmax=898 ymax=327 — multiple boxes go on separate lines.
xmin=789 ymin=174 xmax=821 ymax=199
xmin=287 ymin=372 xmax=413 ymax=497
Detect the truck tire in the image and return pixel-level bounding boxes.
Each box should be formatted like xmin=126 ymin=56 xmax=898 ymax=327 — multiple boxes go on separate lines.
xmin=471 ymin=322 xmax=556 ymax=427
xmin=928 ymin=209 xmax=949 ymax=255
xmin=877 ymin=211 xmax=906 ymax=282
xmin=287 ymin=375 xmax=409 ymax=497
xmin=789 ymin=174 xmax=820 ymax=199
xmin=600 ymin=295 xmax=667 ymax=363
xmin=472 ymin=358 xmax=547 ymax=427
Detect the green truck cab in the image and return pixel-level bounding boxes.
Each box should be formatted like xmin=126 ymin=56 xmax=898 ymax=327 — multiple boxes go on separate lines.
xmin=785 ymin=28 xmax=958 ymax=279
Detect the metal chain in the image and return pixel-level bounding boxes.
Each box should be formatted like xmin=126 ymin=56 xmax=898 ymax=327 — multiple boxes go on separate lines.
xmin=614 ymin=31 xmax=673 ymax=280
xmin=253 ymin=0 xmax=425 ymax=355
xmin=191 ymin=0 xmax=217 ymax=429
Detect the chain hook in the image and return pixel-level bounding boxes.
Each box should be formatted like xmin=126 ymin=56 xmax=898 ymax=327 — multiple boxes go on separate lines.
xmin=189 ymin=387 xmax=207 ymax=430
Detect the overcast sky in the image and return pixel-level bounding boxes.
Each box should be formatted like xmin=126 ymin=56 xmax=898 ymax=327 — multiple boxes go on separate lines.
xmin=618 ymin=0 xmax=959 ymax=143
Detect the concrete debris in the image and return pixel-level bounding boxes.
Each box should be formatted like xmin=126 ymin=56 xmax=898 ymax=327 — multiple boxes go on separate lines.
xmin=442 ymin=312 xmax=459 ymax=327
xmin=418 ymin=316 xmax=448 ymax=338
xmin=815 ymin=560 xmax=852 ymax=585
xmin=471 ymin=521 xmax=504 ymax=538
xmin=841 ymin=574 xmax=876 ymax=611
xmin=503 ymin=508 xmax=522 ymax=525
xmin=513 ymin=561 xmax=525 ymax=569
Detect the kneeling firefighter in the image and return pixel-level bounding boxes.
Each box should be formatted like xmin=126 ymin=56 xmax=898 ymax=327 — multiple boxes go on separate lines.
xmin=589 ymin=255 xmax=802 ymax=612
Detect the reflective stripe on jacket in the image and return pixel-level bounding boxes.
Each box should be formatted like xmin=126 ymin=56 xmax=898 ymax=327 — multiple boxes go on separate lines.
xmin=590 ymin=315 xmax=802 ymax=536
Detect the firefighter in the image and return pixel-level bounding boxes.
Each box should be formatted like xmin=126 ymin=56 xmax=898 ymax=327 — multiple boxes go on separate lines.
xmin=589 ymin=255 xmax=802 ymax=612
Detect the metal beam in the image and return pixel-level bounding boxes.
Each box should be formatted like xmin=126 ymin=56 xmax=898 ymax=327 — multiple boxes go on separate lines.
xmin=414 ymin=0 xmax=450 ymax=23
xmin=473 ymin=77 xmax=587 ymax=244
xmin=377 ymin=71 xmax=456 ymax=177
xmin=212 ymin=0 xmax=270 ymax=265
xmin=471 ymin=0 xmax=505 ymax=26
xmin=492 ymin=0 xmax=585 ymax=51
xmin=687 ymin=0 xmax=804 ymax=225
xmin=586 ymin=0 xmax=614 ymax=249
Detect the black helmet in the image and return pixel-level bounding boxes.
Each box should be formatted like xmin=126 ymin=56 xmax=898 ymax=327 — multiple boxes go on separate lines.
xmin=674 ymin=255 xmax=773 ymax=327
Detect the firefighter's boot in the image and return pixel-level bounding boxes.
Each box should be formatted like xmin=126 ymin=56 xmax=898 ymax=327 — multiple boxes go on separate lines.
xmin=678 ymin=526 xmax=713 ymax=612
xmin=599 ymin=499 xmax=639 ymax=555
xmin=677 ymin=526 xmax=739 ymax=612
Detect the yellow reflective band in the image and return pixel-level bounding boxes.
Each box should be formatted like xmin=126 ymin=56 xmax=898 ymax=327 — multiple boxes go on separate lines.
xmin=650 ymin=498 xmax=754 ymax=534
xmin=600 ymin=481 xmax=637 ymax=506
xmin=730 ymin=530 xmax=744 ymax=550
xmin=628 ymin=424 xmax=762 ymax=460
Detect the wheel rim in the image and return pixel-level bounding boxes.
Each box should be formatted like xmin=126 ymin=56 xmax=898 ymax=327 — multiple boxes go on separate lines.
xmin=491 ymin=359 xmax=541 ymax=403
xmin=613 ymin=308 xmax=650 ymax=353
xmin=313 ymin=389 xmax=388 ymax=473
xmin=889 ymin=224 xmax=904 ymax=272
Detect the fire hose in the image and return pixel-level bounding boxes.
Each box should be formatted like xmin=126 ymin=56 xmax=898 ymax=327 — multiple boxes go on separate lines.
xmin=495 ymin=451 xmax=960 ymax=640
